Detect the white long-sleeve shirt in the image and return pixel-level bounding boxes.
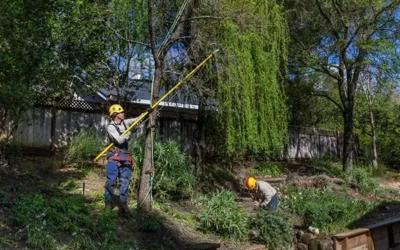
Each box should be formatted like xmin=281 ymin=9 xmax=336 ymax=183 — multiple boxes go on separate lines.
xmin=107 ymin=118 xmax=138 ymax=145
xmin=253 ymin=180 xmax=277 ymax=207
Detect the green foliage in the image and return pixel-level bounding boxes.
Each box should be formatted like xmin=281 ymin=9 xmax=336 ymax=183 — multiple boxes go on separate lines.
xmin=7 ymin=189 xmax=135 ymax=249
xmin=312 ymin=157 xmax=379 ymax=194
xmin=68 ymin=232 xmax=97 ymax=250
xmin=376 ymin=105 xmax=400 ymax=169
xmin=249 ymin=161 xmax=282 ymax=177
xmin=197 ymin=190 xmax=249 ymax=240
xmin=285 ymin=75 xmax=343 ymax=131
xmin=4 ymin=141 xmax=22 ymax=165
xmin=342 ymin=168 xmax=379 ymax=194
xmin=137 ymin=213 xmax=164 ymax=232
xmin=281 ymin=186 xmax=377 ymax=233
xmin=311 ymin=156 xmax=344 ymax=177
xmin=286 ymin=0 xmax=400 ymax=171
xmin=129 ymin=137 xmax=145 ymax=168
xmin=0 ymin=0 xmax=109 ymax=131
xmin=27 ymin=223 xmax=58 ymax=249
xmin=65 ymin=129 xmax=103 ymax=167
xmin=193 ymin=0 xmax=288 ymax=156
xmin=129 ymin=138 xmax=196 ymax=200
xmin=153 ymin=140 xmax=196 ymax=199
xmin=250 ymin=211 xmax=294 ymax=250
xmin=0 ymin=235 xmax=16 ymax=249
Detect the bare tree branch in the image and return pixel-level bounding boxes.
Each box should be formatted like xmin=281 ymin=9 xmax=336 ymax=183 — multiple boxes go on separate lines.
xmin=331 ymin=0 xmax=346 ymax=27
xmin=343 ymin=1 xmax=398 ymax=51
xmin=312 ymin=91 xmax=344 ymax=113
xmin=159 ymin=1 xmax=193 ymax=59
xmin=106 ymin=22 xmax=151 ymax=48
xmin=181 ymin=15 xmax=229 ymax=22
xmin=315 ymin=0 xmax=340 ymax=40
xmin=148 ymin=0 xmax=159 ymax=66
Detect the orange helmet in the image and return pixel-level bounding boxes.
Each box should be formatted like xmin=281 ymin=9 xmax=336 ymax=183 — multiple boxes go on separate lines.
xmin=245 ymin=177 xmax=257 ymax=190
xmin=108 ymin=104 xmax=124 ymax=117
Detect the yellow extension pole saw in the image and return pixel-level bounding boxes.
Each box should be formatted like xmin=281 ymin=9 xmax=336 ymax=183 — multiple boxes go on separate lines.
xmin=93 ymin=49 xmax=219 ymax=162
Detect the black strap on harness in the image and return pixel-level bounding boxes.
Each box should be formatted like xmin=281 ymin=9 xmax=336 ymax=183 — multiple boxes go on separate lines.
xmin=110 ymin=120 xmax=127 ymax=135
xmin=107 ymin=120 xmax=127 ymax=145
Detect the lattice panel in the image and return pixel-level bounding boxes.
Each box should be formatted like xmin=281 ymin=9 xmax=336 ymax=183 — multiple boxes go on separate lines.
xmin=183 ymin=113 xmax=198 ymax=121
xmin=35 ymin=99 xmax=199 ymax=121
xmin=56 ymin=100 xmax=104 ymax=111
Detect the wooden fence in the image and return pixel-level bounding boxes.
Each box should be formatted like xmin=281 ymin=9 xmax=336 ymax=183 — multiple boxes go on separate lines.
xmin=285 ymin=126 xmax=343 ymax=160
xmin=9 ymin=100 xmax=343 ymax=159
xmin=11 ymin=102 xmax=197 ymax=153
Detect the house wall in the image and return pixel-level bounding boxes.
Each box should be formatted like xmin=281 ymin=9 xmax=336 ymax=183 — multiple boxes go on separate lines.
xmin=11 ymin=103 xmax=343 ymax=159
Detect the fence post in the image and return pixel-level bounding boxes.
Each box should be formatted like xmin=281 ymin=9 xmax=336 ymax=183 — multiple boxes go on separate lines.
xmin=180 ymin=112 xmax=184 ymax=151
xmin=50 ymin=103 xmax=56 ymax=154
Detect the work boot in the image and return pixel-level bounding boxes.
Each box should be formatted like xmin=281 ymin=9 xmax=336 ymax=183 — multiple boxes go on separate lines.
xmin=105 ymin=202 xmax=112 ymax=211
xmin=118 ymin=202 xmax=131 ymax=216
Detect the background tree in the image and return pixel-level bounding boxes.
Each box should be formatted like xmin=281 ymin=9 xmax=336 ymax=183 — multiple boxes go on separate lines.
xmin=0 ymin=0 xmax=109 ymax=143
xmin=79 ymin=0 xmax=153 ymax=106
xmin=286 ymin=0 xmax=400 ymax=171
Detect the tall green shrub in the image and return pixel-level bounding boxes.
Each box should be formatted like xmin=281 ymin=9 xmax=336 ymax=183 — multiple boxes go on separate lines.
xmin=250 ymin=211 xmax=294 ymax=250
xmin=129 ymin=138 xmax=196 ymax=200
xmin=65 ymin=129 xmax=103 ymax=167
xmin=197 ymin=190 xmax=249 ymax=240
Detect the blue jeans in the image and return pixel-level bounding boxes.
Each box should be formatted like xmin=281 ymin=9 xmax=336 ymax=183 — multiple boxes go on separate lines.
xmin=104 ymin=152 xmax=132 ymax=203
xmin=265 ymin=194 xmax=278 ymax=210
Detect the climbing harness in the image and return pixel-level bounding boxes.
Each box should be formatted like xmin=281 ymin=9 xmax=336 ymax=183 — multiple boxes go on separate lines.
xmin=106 ymin=120 xmax=135 ymax=166
xmin=107 ymin=148 xmax=135 ymax=167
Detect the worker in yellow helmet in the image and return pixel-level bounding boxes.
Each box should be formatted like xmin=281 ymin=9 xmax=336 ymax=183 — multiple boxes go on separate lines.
xmin=245 ymin=177 xmax=278 ymax=210
xmin=105 ymin=104 xmax=138 ymax=215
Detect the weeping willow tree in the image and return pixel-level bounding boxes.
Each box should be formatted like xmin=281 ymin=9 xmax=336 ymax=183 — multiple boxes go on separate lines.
xmin=188 ymin=0 xmax=288 ymax=156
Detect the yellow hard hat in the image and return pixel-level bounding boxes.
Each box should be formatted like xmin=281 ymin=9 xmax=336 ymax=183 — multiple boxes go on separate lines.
xmin=108 ymin=104 xmax=124 ymax=117
xmin=245 ymin=177 xmax=257 ymax=190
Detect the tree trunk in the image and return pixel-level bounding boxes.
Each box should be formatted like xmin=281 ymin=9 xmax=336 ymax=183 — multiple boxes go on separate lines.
xmin=368 ymin=103 xmax=378 ymax=169
xmin=342 ymin=105 xmax=354 ymax=171
xmin=365 ymin=74 xmax=378 ymax=169
xmin=138 ymin=0 xmax=192 ymax=211
xmin=194 ymin=95 xmax=207 ymax=172
xmin=0 ymin=107 xmax=7 ymax=144
xmin=137 ymin=65 xmax=163 ymax=211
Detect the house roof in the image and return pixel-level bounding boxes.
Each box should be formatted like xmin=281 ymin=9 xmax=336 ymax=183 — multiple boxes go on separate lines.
xmin=82 ymin=79 xmax=200 ymax=110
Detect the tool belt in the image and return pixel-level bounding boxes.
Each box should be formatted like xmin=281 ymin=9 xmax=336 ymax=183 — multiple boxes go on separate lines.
xmin=108 ymin=148 xmax=135 ymax=167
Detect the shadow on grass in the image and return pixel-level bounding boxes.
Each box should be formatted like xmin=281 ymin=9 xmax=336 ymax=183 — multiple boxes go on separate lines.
xmin=347 ymin=200 xmax=400 ymax=230
xmin=0 ymin=156 xmax=221 ymax=250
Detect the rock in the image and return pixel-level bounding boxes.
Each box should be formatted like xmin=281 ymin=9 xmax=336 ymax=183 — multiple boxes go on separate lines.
xmin=286 ymin=172 xmax=301 ymax=183
xmin=237 ymin=197 xmax=253 ymax=202
xmin=309 ymin=240 xmax=319 ymax=250
xmin=297 ymin=243 xmax=308 ymax=250
xmin=245 ymin=244 xmax=267 ymax=250
xmin=191 ymin=243 xmax=221 ymax=250
xmin=292 ymin=215 xmax=306 ymax=228
xmin=308 ymin=226 xmax=320 ymax=236
xmin=319 ymin=239 xmax=334 ymax=250
xmin=296 ymin=230 xmax=305 ymax=239
xmin=302 ymin=233 xmax=316 ymax=245
xmin=249 ymin=230 xmax=259 ymax=238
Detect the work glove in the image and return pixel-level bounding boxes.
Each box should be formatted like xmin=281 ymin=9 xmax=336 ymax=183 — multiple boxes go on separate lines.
xmin=253 ymin=201 xmax=260 ymax=211
xmin=124 ymin=131 xmax=132 ymax=139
